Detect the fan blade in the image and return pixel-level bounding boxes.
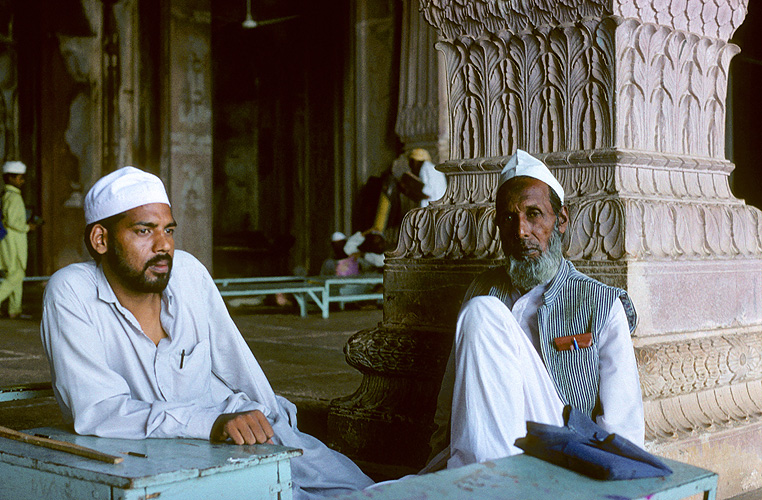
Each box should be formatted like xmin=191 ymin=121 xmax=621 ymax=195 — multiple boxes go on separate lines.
xmin=254 ymin=14 xmax=299 ymax=27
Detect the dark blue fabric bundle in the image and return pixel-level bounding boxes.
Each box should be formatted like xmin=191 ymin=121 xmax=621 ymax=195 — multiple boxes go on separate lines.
xmin=514 ymin=406 xmax=672 ymax=480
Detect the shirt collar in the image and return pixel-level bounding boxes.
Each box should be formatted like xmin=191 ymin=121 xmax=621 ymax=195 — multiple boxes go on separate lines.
xmin=5 ymin=185 xmax=21 ymax=194
xmin=96 ymin=261 xmax=119 ymax=305
xmin=95 ymin=259 xmax=175 ymax=308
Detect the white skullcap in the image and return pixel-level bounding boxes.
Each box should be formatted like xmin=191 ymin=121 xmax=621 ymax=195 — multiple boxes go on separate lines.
xmin=84 ymin=166 xmax=171 ymax=224
xmin=498 ymin=149 xmax=564 ymax=204
xmin=331 ymin=231 xmax=347 ymax=242
xmin=2 ymin=161 xmax=26 ymax=175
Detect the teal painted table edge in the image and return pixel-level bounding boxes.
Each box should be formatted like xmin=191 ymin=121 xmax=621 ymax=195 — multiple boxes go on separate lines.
xmin=336 ymin=454 xmax=718 ymax=500
xmin=0 ymin=427 xmax=302 ymax=490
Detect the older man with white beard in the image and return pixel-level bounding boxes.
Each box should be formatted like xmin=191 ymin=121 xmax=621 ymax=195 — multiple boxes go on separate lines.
xmin=425 ymin=150 xmax=644 ymax=471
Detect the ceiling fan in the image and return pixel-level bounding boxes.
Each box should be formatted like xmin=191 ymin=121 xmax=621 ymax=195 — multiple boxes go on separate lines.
xmin=242 ymin=0 xmax=299 ymax=29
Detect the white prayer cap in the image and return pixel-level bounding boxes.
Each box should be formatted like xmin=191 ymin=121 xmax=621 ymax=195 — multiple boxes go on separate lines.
xmin=331 ymin=231 xmax=347 ymax=242
xmin=2 ymin=161 xmax=26 ymax=175
xmin=498 ymin=150 xmax=564 ymax=204
xmin=84 ymin=166 xmax=171 ymax=224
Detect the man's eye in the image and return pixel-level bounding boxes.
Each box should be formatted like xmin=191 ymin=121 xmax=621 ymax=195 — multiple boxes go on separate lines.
xmin=138 ymin=228 xmax=150 ymax=234
xmin=165 ymin=228 xmax=175 ymax=235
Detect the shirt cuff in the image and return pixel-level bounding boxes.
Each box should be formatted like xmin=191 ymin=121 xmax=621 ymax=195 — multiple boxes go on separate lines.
xmin=184 ymin=408 xmax=224 ymax=440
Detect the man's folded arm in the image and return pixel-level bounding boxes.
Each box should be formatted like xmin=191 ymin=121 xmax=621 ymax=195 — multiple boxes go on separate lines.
xmin=595 ymin=298 xmax=645 ymax=446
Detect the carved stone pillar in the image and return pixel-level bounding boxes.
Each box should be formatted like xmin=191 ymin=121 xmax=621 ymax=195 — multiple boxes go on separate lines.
xmin=160 ymin=0 xmax=213 ymax=267
xmin=394 ymin=0 xmax=442 ymax=159
xmin=331 ymin=1 xmax=761 ymax=495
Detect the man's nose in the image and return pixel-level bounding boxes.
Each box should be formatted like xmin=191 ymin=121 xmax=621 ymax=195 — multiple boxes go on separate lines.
xmin=515 ymin=214 xmax=530 ymax=239
xmin=153 ymin=231 xmax=172 ymax=253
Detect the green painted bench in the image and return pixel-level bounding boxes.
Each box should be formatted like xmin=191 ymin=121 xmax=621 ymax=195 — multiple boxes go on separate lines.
xmin=337 ymin=453 xmax=718 ymax=500
xmin=215 ymin=275 xmax=383 ymax=318
xmin=0 ymin=426 xmax=301 ymax=500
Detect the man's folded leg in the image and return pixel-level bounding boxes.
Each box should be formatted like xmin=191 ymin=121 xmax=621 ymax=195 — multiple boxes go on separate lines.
xmin=449 ymin=295 xmax=565 ymax=468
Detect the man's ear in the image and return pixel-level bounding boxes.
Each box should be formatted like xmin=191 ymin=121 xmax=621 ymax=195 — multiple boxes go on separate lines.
xmin=89 ymin=224 xmax=109 ymax=256
xmin=557 ymin=206 xmax=570 ymax=235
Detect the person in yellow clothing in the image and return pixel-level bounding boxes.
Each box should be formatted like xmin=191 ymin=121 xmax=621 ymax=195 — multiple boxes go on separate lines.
xmin=0 ymin=161 xmax=40 ymax=318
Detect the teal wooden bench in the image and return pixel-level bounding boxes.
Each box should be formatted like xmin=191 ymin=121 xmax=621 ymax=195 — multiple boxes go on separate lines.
xmin=215 ymin=276 xmax=324 ymax=317
xmin=0 ymin=382 xmax=53 ymax=403
xmin=0 ymin=426 xmax=301 ymax=500
xmin=18 ymin=274 xmax=383 ymax=319
xmin=307 ymin=275 xmax=383 ymax=318
xmin=215 ymin=275 xmax=383 ymax=318
xmin=337 ymin=453 xmax=718 ymax=500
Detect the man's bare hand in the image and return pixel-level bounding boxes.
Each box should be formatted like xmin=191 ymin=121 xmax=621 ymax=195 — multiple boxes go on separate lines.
xmin=210 ymin=410 xmax=274 ymax=445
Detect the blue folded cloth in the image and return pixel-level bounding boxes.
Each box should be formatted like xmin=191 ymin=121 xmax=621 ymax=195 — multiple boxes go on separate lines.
xmin=514 ymin=405 xmax=672 ymax=480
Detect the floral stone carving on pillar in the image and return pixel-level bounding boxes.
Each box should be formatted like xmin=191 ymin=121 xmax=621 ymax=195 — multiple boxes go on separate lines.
xmin=331 ymin=1 xmax=762 ymax=493
xmin=394 ymin=0 xmax=441 ymax=156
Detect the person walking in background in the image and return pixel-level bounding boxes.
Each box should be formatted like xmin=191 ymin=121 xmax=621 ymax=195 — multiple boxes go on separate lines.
xmin=0 ymin=161 xmax=41 ymax=319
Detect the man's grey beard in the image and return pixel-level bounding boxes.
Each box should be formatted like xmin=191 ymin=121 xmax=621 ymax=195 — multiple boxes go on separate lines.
xmin=507 ymin=227 xmax=563 ymax=292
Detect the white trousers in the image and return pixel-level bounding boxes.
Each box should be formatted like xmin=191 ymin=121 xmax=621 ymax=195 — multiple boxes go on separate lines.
xmin=448 ymin=295 xmax=565 ymax=468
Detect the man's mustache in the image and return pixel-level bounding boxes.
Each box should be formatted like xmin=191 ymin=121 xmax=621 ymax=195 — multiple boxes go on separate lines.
xmin=511 ymin=241 xmax=541 ymax=257
xmin=144 ymin=255 xmax=172 ymax=271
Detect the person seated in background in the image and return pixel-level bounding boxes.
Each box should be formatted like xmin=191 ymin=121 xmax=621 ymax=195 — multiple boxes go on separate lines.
xmin=364 ymin=148 xmax=448 ymax=245
xmin=343 ymin=230 xmax=385 ymax=273
xmin=40 ymin=166 xmax=374 ymax=499
xmin=404 ymin=148 xmax=447 ymax=208
xmin=320 ymin=231 xmax=350 ymax=276
xmin=425 ymin=150 xmax=644 ymax=471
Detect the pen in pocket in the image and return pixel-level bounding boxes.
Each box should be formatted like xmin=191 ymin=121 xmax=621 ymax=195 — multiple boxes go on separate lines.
xmin=180 ymin=349 xmax=185 ymax=369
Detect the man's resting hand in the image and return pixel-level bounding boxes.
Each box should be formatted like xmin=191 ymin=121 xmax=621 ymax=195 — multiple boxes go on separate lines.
xmin=210 ymin=410 xmax=274 ymax=445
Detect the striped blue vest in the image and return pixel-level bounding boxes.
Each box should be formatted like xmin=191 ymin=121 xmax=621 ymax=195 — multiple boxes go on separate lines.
xmin=538 ymin=261 xmax=637 ymax=418
xmin=467 ymin=260 xmax=637 ymax=419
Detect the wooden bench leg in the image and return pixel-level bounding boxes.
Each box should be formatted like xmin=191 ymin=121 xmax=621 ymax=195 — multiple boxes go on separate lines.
xmin=293 ymin=294 xmax=308 ymax=317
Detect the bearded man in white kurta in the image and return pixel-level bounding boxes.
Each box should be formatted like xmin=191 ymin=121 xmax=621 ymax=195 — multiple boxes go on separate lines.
xmin=41 ymin=167 xmax=373 ymax=500
xmin=425 ymin=150 xmax=644 ymax=471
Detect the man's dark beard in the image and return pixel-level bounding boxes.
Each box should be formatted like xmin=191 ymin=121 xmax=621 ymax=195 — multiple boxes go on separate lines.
xmin=106 ymin=242 xmax=172 ymax=293
xmin=507 ymin=227 xmax=563 ymax=292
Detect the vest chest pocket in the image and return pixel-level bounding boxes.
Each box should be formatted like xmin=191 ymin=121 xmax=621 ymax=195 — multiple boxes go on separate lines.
xmin=167 ymin=340 xmax=212 ymax=402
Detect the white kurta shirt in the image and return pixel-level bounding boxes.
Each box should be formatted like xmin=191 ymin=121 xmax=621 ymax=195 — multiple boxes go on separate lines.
xmin=41 ymin=251 xmax=279 ymax=439
xmin=40 ymin=250 xmax=373 ymax=498
xmin=419 ymin=160 xmax=447 ymax=207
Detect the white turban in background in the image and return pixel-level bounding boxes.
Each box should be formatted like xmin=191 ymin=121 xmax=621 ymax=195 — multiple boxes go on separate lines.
xmin=2 ymin=161 xmax=26 ymax=175
xmin=84 ymin=166 xmax=171 ymax=224
xmin=498 ymin=150 xmax=565 ymax=204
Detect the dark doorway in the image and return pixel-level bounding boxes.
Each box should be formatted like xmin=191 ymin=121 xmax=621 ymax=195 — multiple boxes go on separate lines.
xmin=211 ymin=1 xmax=349 ymax=278
xmin=729 ymin=1 xmax=762 ymax=210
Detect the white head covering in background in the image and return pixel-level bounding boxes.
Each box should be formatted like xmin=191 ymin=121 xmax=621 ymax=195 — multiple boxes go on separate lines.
xmin=2 ymin=161 xmax=26 ymax=175
xmin=409 ymin=148 xmax=432 ymax=162
xmin=343 ymin=231 xmax=365 ymax=256
xmin=84 ymin=166 xmax=171 ymax=224
xmin=331 ymin=232 xmax=347 ymax=242
xmin=498 ymin=150 xmax=564 ymax=204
